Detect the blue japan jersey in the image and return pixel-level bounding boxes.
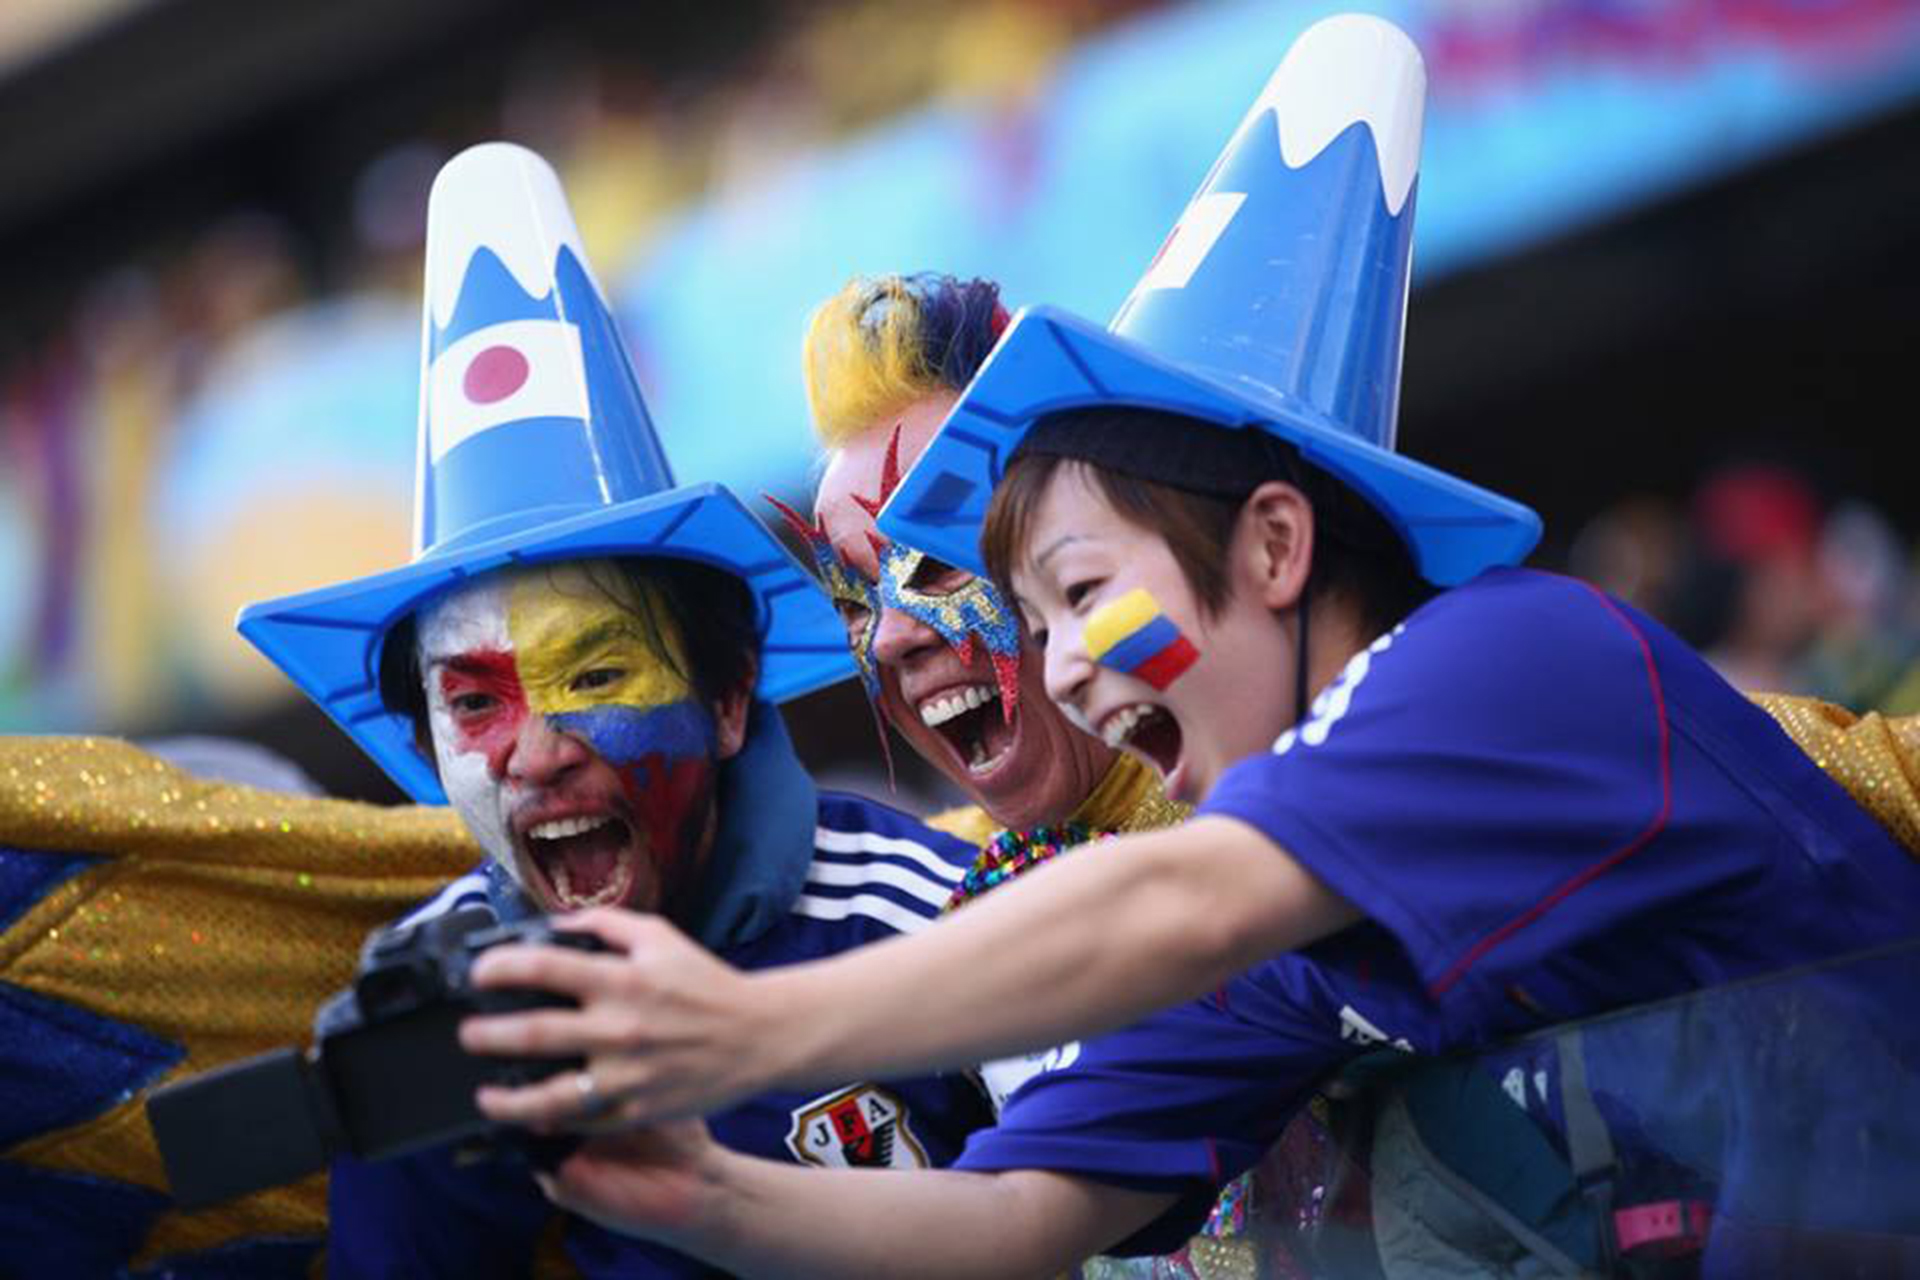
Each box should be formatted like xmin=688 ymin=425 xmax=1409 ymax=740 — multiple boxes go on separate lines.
xmin=328 ymin=791 xmax=991 ymax=1279
xmin=958 ymin=569 xmax=1920 ymax=1253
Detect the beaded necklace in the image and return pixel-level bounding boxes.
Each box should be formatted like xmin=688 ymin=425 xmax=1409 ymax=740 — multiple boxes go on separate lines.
xmin=944 ymin=821 xmax=1113 ymax=913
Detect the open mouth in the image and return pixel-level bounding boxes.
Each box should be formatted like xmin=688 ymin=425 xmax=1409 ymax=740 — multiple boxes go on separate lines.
xmin=522 ymin=813 xmax=638 ymax=909
xmin=1101 ymin=703 xmax=1185 ymax=779
xmin=918 ymin=683 xmax=1015 ymax=776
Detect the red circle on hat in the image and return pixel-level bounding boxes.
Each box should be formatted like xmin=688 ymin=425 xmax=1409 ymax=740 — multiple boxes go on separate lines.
xmin=464 ymin=345 xmax=530 ymax=404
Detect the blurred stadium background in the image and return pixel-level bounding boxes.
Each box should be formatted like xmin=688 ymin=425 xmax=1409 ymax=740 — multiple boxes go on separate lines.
xmin=2 ymin=0 xmax=1918 ymax=807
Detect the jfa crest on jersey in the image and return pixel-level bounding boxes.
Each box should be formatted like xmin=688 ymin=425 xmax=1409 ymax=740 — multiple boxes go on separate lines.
xmin=786 ymin=1084 xmax=930 ymax=1169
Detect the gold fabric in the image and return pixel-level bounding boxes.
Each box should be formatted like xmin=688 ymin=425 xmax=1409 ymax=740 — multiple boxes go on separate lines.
xmin=1752 ymin=693 xmax=1920 ymax=855
xmin=0 ymin=736 xmax=477 ymax=1271
xmin=1074 ymin=750 xmax=1191 ymax=834
xmin=924 ymin=802 xmax=1000 ymax=850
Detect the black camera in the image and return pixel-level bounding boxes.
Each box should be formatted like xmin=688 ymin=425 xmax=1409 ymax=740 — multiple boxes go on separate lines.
xmin=146 ymin=908 xmax=605 ymax=1209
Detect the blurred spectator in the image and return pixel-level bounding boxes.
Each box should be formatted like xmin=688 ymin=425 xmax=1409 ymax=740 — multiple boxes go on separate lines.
xmin=1669 ymin=462 xmax=1826 ymax=695
xmin=1799 ymin=501 xmax=1920 ymax=715
xmin=1566 ymin=493 xmax=1686 ymax=619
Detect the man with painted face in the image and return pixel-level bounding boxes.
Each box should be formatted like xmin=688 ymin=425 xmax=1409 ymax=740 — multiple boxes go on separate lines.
xmin=786 ymin=273 xmax=1184 ymax=853
xmin=240 ymin=144 xmax=990 ymax=1279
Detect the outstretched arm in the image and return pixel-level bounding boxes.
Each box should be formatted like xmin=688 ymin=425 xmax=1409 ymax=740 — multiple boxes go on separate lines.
xmin=466 ymin=814 xmax=1355 ymax=1123
xmin=545 ymin=1121 xmax=1176 ymax=1280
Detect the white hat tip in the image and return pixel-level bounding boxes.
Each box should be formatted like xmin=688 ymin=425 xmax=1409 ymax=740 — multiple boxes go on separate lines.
xmin=1265 ymin=13 xmax=1426 ymax=216
xmin=423 ymin=142 xmax=593 ymax=331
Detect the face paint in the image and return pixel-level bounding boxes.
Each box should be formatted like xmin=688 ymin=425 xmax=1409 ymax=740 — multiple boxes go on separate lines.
xmin=1083 ymin=587 xmax=1200 ymax=691
xmin=779 ymin=425 xmax=1028 ymax=716
xmin=420 ymin=579 xmax=519 ymax=864
xmin=878 ymin=543 xmax=1023 ymax=720
xmin=766 ymin=493 xmax=884 ymax=699
xmin=417 ymin=561 xmax=721 ymax=913
xmin=817 ymin=542 xmax=885 ymax=699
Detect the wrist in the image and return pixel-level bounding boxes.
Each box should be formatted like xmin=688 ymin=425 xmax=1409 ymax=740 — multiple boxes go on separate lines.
xmin=667 ymin=1138 xmax=750 ymax=1251
xmin=738 ymin=964 xmax=825 ymax=1091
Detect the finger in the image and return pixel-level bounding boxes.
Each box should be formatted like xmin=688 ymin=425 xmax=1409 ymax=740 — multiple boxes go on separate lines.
xmin=469 ymin=940 xmax=613 ymax=993
xmin=543 ymin=1133 xmax=657 ymax=1213
xmin=551 ymin=905 xmax=682 ymax=955
xmin=474 ymin=1071 xmax=605 ymax=1127
xmin=460 ymin=1005 xmax=595 ymax=1056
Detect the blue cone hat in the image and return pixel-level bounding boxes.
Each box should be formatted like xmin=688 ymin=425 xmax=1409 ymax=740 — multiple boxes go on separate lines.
xmin=238 ymin=143 xmax=854 ymax=803
xmin=878 ymin=14 xmax=1540 ymax=585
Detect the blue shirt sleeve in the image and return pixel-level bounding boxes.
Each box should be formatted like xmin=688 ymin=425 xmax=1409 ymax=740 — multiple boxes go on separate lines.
xmin=954 ymin=987 xmax=1340 ymax=1254
xmin=1198 ymin=569 xmax=1689 ymax=1001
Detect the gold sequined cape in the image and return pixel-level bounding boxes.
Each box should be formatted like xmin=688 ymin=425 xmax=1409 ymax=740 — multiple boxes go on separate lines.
xmin=0 ymin=736 xmax=477 ymax=1275
xmin=1754 ymin=693 xmax=1920 ymax=856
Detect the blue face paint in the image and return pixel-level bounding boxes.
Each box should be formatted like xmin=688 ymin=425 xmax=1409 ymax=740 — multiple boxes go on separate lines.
xmin=548 ymin=700 xmax=716 ymax=769
xmin=878 ymin=544 xmax=1024 ymax=719
xmin=804 ymin=539 xmax=885 ymax=700
xmin=548 ymin=700 xmax=720 ymax=898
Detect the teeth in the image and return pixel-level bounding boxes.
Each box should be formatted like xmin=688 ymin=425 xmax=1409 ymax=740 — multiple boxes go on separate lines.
xmin=552 ymin=859 xmax=628 ymax=909
xmin=1101 ymin=705 xmax=1156 ymax=749
xmin=919 ymin=684 xmax=998 ymax=727
xmin=528 ymin=815 xmax=613 ymax=841
xmin=968 ymin=736 xmax=1013 ymax=776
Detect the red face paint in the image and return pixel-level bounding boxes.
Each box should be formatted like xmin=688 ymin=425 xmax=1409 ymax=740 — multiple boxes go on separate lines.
xmin=610 ymin=752 xmax=716 ymax=906
xmin=435 ymin=650 xmax=529 ymax=777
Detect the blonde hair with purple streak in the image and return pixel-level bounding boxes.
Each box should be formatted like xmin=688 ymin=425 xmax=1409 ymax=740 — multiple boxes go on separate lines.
xmin=803 ymin=273 xmax=1008 ymax=448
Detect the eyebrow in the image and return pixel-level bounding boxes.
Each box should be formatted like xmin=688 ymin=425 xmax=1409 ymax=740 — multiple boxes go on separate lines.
xmin=424 ymin=619 xmax=636 ymax=671
xmin=539 ymin=619 xmax=640 ymax=667
xmin=1033 ymin=534 xmax=1085 ymax=569
xmin=427 ymin=649 xmax=517 ymax=679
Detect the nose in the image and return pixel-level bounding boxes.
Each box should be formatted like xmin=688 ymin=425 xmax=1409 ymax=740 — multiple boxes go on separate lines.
xmin=872 ymin=603 xmax=945 ymax=670
xmin=1042 ymin=624 xmax=1095 ymax=715
xmin=494 ymin=714 xmax=590 ymax=786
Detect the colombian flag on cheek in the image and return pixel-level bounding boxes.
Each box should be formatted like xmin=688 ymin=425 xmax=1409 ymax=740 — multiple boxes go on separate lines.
xmin=1083 ymin=588 xmax=1200 ymax=691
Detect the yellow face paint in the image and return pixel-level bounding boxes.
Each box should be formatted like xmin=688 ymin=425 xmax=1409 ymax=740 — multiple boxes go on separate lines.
xmin=506 ymin=562 xmax=693 ymax=716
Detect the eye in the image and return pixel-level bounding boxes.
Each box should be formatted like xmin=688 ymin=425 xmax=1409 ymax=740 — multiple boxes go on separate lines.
xmin=834 ymin=599 xmax=874 ymax=633
xmin=1064 ymin=579 xmax=1101 ymax=609
xmin=450 ymin=691 xmax=497 ymax=717
xmin=571 ymin=667 xmax=625 ymax=693
xmin=1029 ymin=626 xmax=1049 ymax=651
xmin=906 ymin=555 xmax=971 ymax=596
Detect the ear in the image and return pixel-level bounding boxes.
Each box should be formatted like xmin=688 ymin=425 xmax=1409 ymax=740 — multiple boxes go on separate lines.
xmin=1232 ymin=480 xmax=1315 ymax=613
xmin=712 ymin=659 xmax=759 ymax=760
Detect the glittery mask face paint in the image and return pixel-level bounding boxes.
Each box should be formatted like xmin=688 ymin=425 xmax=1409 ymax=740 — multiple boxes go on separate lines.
xmin=765 ymin=493 xmax=885 ymax=700
xmin=878 ymin=543 xmax=1024 ymax=719
xmin=418 ymin=562 xmax=720 ymax=913
xmin=817 ymin=541 xmax=886 ymax=700
xmin=1082 ymin=587 xmax=1200 ymax=691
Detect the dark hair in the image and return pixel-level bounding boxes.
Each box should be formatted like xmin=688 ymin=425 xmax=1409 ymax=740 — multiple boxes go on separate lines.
xmin=980 ymin=407 xmax=1435 ymax=638
xmin=379 ymin=556 xmax=759 ymax=749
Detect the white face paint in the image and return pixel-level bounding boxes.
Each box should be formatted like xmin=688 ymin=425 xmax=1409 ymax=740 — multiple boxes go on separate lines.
xmin=418 ymin=578 xmax=517 ymax=876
